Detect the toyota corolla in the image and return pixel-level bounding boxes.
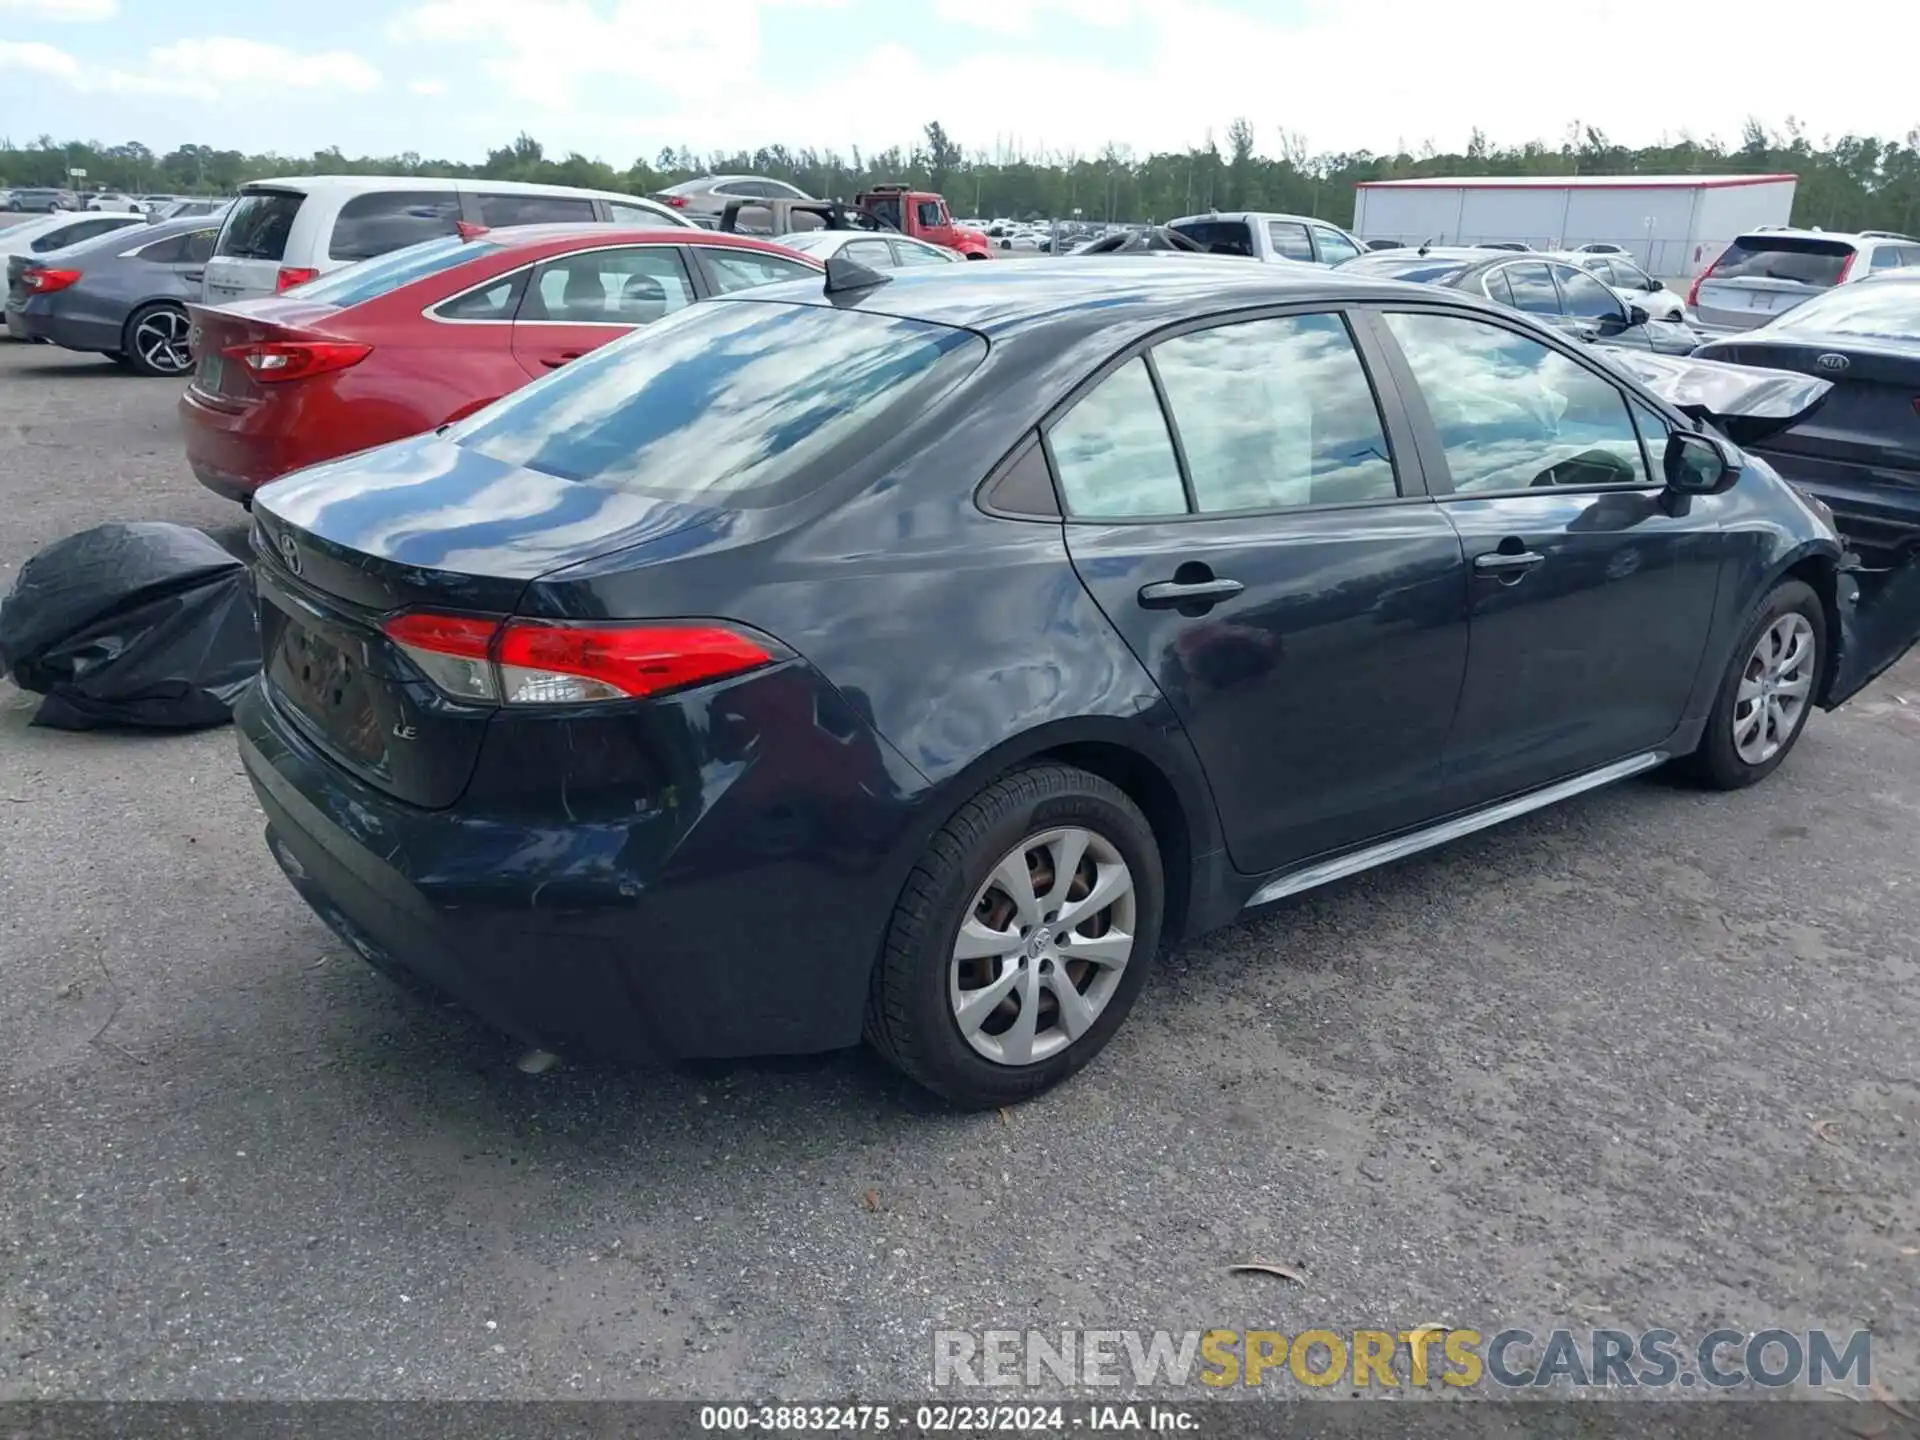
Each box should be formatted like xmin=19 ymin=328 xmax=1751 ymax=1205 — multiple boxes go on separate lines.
xmin=236 ymin=257 xmax=1916 ymax=1109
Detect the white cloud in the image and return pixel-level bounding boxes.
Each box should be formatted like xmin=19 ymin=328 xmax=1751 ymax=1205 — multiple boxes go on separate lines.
xmin=0 ymin=39 xmax=79 ymax=79
xmin=930 ymin=0 xmax=1131 ymax=37
xmin=0 ymin=0 xmax=116 ymax=20
xmin=409 ymin=78 xmax=447 ymax=96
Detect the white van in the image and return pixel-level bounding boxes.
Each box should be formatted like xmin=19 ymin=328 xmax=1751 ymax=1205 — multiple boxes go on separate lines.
xmin=200 ymin=176 xmax=694 ymax=302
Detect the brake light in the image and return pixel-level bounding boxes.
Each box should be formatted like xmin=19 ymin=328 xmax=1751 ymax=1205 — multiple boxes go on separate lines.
xmin=663 ymin=195 xmax=688 ymax=208
xmin=24 ymin=268 xmax=81 ymax=293
xmin=222 ymin=339 xmax=371 ymax=383
xmin=380 ymin=614 xmax=776 ymax=706
xmin=1832 ymin=252 xmax=1856 ymax=286
xmin=275 ymin=265 xmax=320 ymax=292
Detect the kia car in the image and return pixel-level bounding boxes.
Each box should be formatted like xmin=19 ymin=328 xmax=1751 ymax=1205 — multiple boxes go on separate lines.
xmin=236 ymin=258 xmax=1914 ymax=1111
xmin=1694 ymin=271 xmax=1920 ymax=561
xmin=181 ymin=225 xmax=822 ymax=503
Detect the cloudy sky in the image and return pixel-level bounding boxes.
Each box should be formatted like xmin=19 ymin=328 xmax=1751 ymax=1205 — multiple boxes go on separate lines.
xmin=0 ymin=0 xmax=1912 ymax=164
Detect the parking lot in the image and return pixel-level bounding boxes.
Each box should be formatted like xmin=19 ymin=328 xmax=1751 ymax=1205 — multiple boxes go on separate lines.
xmin=2 ymin=332 xmax=1919 ymax=1403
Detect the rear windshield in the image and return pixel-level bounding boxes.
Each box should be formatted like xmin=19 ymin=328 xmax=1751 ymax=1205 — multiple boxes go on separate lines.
xmin=1169 ymin=219 xmax=1254 ymax=257
xmin=1711 ymin=236 xmax=1855 ymax=287
xmin=291 ymin=235 xmax=503 ymax=308
xmin=1334 ymin=254 xmax=1477 ymax=285
xmin=1766 ymin=277 xmax=1920 ymax=340
xmin=217 ymin=192 xmax=304 ymax=261
xmin=455 ymin=301 xmax=986 ymax=503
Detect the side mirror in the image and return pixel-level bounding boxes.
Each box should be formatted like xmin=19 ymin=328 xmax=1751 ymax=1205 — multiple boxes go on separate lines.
xmin=1665 ymin=431 xmax=1737 ymax=495
xmin=1627 ymin=303 xmax=1651 ymax=327
xmin=1648 ymin=278 xmax=1665 ymax=292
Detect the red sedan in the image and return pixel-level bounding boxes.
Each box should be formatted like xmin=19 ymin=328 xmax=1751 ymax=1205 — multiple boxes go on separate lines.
xmin=180 ymin=225 xmax=825 ymax=504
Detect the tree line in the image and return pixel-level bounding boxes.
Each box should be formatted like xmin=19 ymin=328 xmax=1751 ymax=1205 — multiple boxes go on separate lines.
xmin=5 ymin=118 xmax=1920 ymax=234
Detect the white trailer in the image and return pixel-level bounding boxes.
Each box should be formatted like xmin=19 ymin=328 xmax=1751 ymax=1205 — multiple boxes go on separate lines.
xmin=1352 ymin=174 xmax=1798 ymax=280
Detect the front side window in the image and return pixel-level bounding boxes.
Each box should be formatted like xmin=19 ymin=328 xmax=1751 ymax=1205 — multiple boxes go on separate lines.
xmin=915 ymin=200 xmax=944 ymax=228
xmin=699 ymin=248 xmax=818 ymax=293
xmin=1047 ymin=359 xmax=1188 ymax=519
xmin=522 ymin=247 xmax=694 ymax=324
xmin=474 ymin=192 xmax=597 ymax=229
xmin=1554 ymin=264 xmax=1626 ymax=321
xmin=1151 ymin=313 xmax=1397 ymax=512
xmin=1612 ymin=260 xmax=1654 ymax=291
xmin=1383 ymin=311 xmax=1651 ymax=493
xmin=1501 ymin=262 xmax=1561 ymax=315
xmin=1311 ymin=227 xmax=1361 ymax=265
xmin=329 ymin=191 xmax=462 ymax=262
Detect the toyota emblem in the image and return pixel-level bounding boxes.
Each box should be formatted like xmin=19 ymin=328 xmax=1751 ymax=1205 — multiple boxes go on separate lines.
xmin=1815 ymin=352 xmax=1851 ymax=373
xmin=277 ymin=531 xmax=302 ymax=575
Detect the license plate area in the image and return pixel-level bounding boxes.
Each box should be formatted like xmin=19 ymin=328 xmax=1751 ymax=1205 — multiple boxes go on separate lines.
xmin=198 ymin=352 xmax=225 ymax=392
xmin=263 ymin=603 xmax=387 ymax=771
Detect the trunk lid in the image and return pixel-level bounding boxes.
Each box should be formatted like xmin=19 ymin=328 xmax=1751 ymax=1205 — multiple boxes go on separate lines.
xmin=1596 ymin=347 xmax=1833 ymax=445
xmin=203 ymin=187 xmax=307 ymax=303
xmin=185 ymin=297 xmax=347 ymax=406
xmin=249 ymin=434 xmax=728 ymax=806
xmin=1693 ymin=338 xmax=1920 ymax=473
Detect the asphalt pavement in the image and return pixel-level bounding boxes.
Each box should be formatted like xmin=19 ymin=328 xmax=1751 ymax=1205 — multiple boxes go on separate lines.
xmin=0 ymin=336 xmax=1916 ymax=1408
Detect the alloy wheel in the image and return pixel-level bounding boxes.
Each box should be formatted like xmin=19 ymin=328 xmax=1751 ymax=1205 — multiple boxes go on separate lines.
xmin=949 ymin=826 xmax=1136 ymax=1067
xmin=1732 ymin=612 xmax=1816 ymax=766
xmin=133 ymin=307 xmax=192 ymax=374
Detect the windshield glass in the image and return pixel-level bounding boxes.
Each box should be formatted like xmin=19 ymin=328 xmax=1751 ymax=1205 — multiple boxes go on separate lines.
xmin=1765 ymin=277 xmax=1920 ymax=340
xmin=455 ymin=301 xmax=986 ymax=503
xmin=290 ymin=235 xmax=504 ymax=306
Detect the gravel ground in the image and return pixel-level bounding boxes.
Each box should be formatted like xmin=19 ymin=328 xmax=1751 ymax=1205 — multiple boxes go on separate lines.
xmin=0 ymin=336 xmax=1917 ymax=1411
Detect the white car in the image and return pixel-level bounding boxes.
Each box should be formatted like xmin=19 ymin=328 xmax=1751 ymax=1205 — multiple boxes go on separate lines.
xmin=1553 ymin=251 xmax=1687 ymax=323
xmin=1690 ymin=228 xmax=1920 ymax=332
xmin=87 ymin=192 xmax=139 ymax=213
xmin=774 ymin=230 xmax=961 ymax=268
xmin=199 ymin=175 xmax=694 ymax=303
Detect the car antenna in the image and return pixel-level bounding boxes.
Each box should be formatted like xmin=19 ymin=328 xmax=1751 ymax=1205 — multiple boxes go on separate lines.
xmin=823 ymin=254 xmax=891 ymax=297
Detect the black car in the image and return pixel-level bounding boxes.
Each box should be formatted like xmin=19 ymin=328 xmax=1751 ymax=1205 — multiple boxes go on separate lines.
xmin=1335 ymin=247 xmax=1701 ymax=355
xmin=1694 ymin=273 xmax=1920 ymax=562
xmin=236 ymin=258 xmax=1911 ymax=1109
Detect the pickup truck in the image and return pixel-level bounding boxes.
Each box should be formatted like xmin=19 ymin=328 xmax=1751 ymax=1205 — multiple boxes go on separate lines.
xmin=1166 ymin=210 xmax=1367 ymax=266
xmin=852 ymin=186 xmax=993 ymax=259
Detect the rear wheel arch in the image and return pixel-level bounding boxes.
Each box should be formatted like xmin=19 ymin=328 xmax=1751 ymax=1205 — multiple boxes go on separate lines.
xmin=1771 ymin=549 xmax=1845 ymax=703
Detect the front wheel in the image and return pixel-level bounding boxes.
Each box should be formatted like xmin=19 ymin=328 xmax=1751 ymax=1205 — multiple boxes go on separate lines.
xmin=865 ymin=763 xmax=1163 ymax=1109
xmin=1680 ymin=579 xmax=1824 ymax=789
xmin=121 ymin=301 xmax=193 ymax=377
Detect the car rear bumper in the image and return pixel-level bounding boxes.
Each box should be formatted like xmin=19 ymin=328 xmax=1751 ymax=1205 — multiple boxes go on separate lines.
xmin=235 ymin=661 xmax=923 ymax=1064
xmin=16 ymin=299 xmax=118 ymax=353
xmin=180 ymin=388 xmax=306 ymax=500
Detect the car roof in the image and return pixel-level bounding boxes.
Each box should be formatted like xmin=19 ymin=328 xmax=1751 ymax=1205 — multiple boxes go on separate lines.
xmin=750 ymin=254 xmax=1464 ymax=339
xmin=465 ymin=223 xmax=808 ymax=255
xmin=235 ymin=175 xmax=664 ymax=204
xmin=1169 ymin=211 xmax=1336 ymax=227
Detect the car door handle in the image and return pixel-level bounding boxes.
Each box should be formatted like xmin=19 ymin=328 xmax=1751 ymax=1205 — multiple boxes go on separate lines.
xmin=1138 ymin=577 xmax=1245 ymax=609
xmin=181 ymin=268 xmax=204 ymax=283
xmin=540 ymin=351 xmax=586 ymax=369
xmin=1473 ymin=550 xmax=1545 ymax=576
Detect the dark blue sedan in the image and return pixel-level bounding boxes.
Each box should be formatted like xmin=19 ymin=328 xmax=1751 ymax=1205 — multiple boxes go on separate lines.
xmin=235 ymin=256 xmax=1908 ymax=1108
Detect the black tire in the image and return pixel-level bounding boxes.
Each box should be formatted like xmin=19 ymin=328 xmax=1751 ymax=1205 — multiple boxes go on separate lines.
xmin=864 ymin=763 xmax=1163 ymax=1109
xmin=105 ymin=351 xmax=132 ymax=368
xmin=120 ymin=301 xmax=191 ymax=377
xmin=1679 ymin=579 xmax=1824 ymax=790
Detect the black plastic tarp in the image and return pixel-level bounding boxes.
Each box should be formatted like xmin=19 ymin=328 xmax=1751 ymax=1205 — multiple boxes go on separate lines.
xmin=0 ymin=522 xmax=259 ymax=731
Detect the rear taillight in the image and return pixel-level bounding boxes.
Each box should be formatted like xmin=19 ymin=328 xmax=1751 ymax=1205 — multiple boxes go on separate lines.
xmin=275 ymin=265 xmax=320 ymax=291
xmin=222 ymin=339 xmax=371 ymax=383
xmin=1832 ymin=252 xmax=1857 ymax=285
xmin=664 ymin=196 xmax=688 ymax=207
xmin=24 ymin=268 xmax=81 ymax=293
xmin=381 ymin=613 xmax=776 ymax=706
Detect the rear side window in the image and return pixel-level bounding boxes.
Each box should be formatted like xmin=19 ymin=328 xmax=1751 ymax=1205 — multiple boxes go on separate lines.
xmin=1711 ymin=235 xmax=1855 ymax=287
xmin=1171 ymin=220 xmax=1254 ymax=257
xmin=1266 ymin=221 xmax=1314 ymax=261
xmin=1048 ymin=359 xmax=1187 ymax=518
xmin=1501 ymin=262 xmax=1561 ymax=314
xmin=608 ymin=200 xmax=670 ymax=225
xmin=476 ymin=192 xmax=597 ymax=228
xmin=134 ymin=232 xmax=191 ymax=263
xmin=329 ymin=191 xmax=462 ymax=262
xmin=294 ymin=235 xmax=503 ymax=308
xmin=455 ymin=303 xmax=985 ymax=503
xmin=1152 ymin=313 xmax=1398 ymax=512
xmin=433 ymin=272 xmax=528 ymax=322
xmin=841 ymin=238 xmax=895 ymax=268
xmin=217 ymin=192 xmax=304 ymax=261
xmin=1869 ymin=248 xmax=1903 ymax=272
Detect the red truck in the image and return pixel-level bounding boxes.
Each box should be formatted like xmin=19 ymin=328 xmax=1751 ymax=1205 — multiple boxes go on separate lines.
xmin=853 ymin=185 xmax=992 ymax=259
